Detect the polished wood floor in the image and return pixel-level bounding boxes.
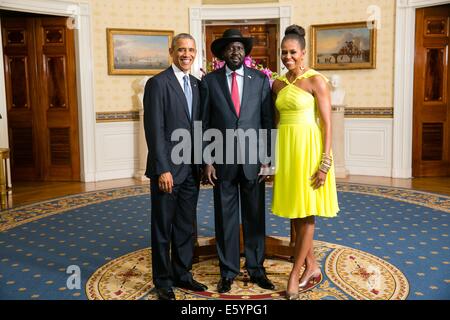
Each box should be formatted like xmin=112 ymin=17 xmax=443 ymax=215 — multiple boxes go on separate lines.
xmin=1 ymin=175 xmax=449 ymax=210
xmin=338 ymin=175 xmax=450 ymax=196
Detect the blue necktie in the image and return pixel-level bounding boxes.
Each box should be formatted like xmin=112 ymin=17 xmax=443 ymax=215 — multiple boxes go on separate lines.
xmin=183 ymin=75 xmax=192 ymax=119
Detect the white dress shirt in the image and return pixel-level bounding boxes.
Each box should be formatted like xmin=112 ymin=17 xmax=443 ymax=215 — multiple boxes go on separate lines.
xmin=171 ymin=63 xmax=190 ymax=93
xmin=225 ymin=64 xmax=244 ymax=105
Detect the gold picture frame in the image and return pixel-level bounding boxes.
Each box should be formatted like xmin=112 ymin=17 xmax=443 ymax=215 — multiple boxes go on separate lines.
xmin=107 ymin=28 xmax=173 ymax=75
xmin=310 ymin=21 xmax=377 ymax=70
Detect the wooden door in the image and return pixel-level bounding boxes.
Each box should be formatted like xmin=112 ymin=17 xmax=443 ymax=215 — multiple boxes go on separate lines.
xmin=2 ymin=15 xmax=80 ymax=181
xmin=205 ymin=24 xmax=278 ymax=71
xmin=2 ymin=17 xmax=38 ymax=180
xmin=413 ymin=4 xmax=450 ymax=177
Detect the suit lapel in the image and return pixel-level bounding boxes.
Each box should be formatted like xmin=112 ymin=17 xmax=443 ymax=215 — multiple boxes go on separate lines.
xmin=166 ymin=68 xmax=191 ymax=121
xmin=190 ymin=75 xmax=199 ymax=122
xmin=241 ymin=66 xmax=252 ymax=115
xmin=217 ymin=67 xmax=239 ymax=118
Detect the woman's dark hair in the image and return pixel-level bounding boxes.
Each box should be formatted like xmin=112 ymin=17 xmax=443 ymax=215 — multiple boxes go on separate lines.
xmin=283 ymin=24 xmax=306 ymax=49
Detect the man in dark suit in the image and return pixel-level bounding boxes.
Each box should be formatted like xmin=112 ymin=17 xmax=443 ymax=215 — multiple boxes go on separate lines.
xmin=144 ymin=33 xmax=207 ymax=300
xmin=202 ymin=29 xmax=275 ymax=293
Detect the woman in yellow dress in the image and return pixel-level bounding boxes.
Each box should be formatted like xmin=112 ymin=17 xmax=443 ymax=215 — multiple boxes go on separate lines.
xmin=271 ymin=25 xmax=340 ymax=299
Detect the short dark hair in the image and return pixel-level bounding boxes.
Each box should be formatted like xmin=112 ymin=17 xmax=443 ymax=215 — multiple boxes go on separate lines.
xmin=171 ymin=33 xmax=195 ymax=49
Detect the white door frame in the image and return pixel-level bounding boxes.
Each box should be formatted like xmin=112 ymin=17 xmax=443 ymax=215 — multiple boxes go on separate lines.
xmin=189 ymin=4 xmax=291 ymax=77
xmin=393 ymin=0 xmax=449 ymax=178
xmin=0 ymin=0 xmax=96 ymax=182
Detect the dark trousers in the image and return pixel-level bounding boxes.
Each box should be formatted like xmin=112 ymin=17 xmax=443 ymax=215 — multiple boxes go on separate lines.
xmin=150 ymin=167 xmax=199 ymax=289
xmin=213 ymin=165 xmax=266 ymax=279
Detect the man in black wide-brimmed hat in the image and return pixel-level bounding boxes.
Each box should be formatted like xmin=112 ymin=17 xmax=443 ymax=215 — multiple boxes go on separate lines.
xmin=201 ymin=29 xmax=275 ymax=293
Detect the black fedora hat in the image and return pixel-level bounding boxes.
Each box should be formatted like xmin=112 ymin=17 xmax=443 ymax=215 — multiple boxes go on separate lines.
xmin=211 ymin=29 xmax=253 ymax=60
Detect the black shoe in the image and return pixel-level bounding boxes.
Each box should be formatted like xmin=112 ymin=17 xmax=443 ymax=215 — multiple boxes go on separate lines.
xmin=155 ymin=287 xmax=176 ymax=300
xmin=217 ymin=277 xmax=233 ymax=293
xmin=175 ymin=279 xmax=208 ymax=291
xmin=250 ymin=274 xmax=275 ymax=290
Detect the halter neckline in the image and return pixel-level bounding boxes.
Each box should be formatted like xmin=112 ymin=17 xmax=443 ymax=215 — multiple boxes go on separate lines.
xmin=280 ymin=69 xmax=316 ymax=85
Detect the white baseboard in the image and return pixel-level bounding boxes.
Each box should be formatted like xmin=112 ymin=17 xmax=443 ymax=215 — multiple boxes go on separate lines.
xmin=95 ymin=169 xmax=139 ymax=181
xmin=342 ymin=166 xmax=392 ymax=177
xmin=344 ymin=118 xmax=393 ymax=177
xmin=392 ymin=167 xmax=412 ymax=179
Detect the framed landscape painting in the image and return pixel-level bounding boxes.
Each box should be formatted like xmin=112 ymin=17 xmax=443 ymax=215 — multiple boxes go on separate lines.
xmin=107 ymin=28 xmax=173 ymax=75
xmin=310 ymin=21 xmax=377 ymax=70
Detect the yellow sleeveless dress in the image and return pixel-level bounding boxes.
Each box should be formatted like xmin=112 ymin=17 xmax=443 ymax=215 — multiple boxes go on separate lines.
xmin=271 ymin=69 xmax=339 ymax=219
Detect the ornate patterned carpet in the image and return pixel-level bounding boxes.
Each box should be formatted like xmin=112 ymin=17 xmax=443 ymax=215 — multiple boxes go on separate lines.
xmin=0 ymin=183 xmax=449 ymax=300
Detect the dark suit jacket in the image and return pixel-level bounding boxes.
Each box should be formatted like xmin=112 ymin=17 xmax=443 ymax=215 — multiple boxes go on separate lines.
xmin=144 ymin=67 xmax=201 ymax=184
xmin=201 ymin=66 xmax=274 ymax=181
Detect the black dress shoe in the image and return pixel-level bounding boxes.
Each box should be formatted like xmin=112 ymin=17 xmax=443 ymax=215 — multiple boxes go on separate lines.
xmin=155 ymin=287 xmax=176 ymax=300
xmin=175 ymin=279 xmax=208 ymax=291
xmin=250 ymin=274 xmax=275 ymax=290
xmin=217 ymin=277 xmax=233 ymax=293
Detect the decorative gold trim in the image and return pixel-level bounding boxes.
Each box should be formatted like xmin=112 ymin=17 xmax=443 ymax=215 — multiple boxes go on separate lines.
xmin=96 ymin=111 xmax=139 ymax=122
xmin=344 ymin=108 xmax=393 ymax=118
xmin=95 ymin=108 xmax=393 ymax=121
xmin=331 ymin=106 xmax=345 ymax=112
